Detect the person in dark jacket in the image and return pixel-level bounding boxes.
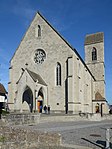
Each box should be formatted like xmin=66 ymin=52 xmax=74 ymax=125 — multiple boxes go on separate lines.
xmin=44 ymin=105 xmax=47 ymax=113
xmin=48 ymin=105 xmax=50 ymax=114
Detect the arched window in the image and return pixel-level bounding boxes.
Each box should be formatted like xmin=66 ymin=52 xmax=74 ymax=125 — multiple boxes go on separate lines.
xmin=56 ymin=62 xmax=61 ymax=86
xmin=92 ymin=47 xmax=97 ymax=61
xmin=38 ymin=25 xmax=41 ymax=37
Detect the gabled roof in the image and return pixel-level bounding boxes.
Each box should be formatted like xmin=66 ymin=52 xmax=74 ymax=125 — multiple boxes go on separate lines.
xmin=95 ymin=91 xmax=105 ymax=101
xmin=10 ymin=11 xmax=95 ymax=81
xmin=0 ymin=83 xmax=7 ymax=94
xmin=85 ymin=32 xmax=104 ymax=45
xmin=16 ymin=68 xmax=47 ymax=86
xmin=37 ymin=12 xmax=95 ymax=80
xmin=26 ymin=69 xmax=47 ymax=86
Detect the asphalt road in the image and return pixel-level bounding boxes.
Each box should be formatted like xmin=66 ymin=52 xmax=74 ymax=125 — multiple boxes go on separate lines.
xmin=17 ymin=120 xmax=112 ymax=149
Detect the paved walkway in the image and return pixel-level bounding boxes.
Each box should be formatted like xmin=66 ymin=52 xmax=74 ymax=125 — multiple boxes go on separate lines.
xmin=15 ymin=115 xmax=112 ymax=149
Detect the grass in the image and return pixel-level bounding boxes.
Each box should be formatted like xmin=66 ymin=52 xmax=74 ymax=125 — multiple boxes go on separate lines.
xmin=1 ymin=109 xmax=9 ymax=115
xmin=0 ymin=136 xmax=5 ymax=142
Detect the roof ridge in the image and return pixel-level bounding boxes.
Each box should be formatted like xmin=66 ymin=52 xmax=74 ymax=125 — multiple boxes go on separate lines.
xmin=10 ymin=11 xmax=95 ymax=80
xmin=26 ymin=68 xmax=47 ymax=86
xmin=85 ymin=32 xmax=104 ymax=45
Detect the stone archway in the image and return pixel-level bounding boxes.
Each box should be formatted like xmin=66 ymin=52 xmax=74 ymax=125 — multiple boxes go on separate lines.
xmin=37 ymin=87 xmax=44 ymax=113
xmin=22 ymin=86 xmax=33 ymax=112
xmin=95 ymin=103 xmax=100 ymax=113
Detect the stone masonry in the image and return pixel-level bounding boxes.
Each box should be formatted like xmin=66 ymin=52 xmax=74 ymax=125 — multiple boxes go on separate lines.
xmin=8 ymin=12 xmax=108 ymax=115
xmin=0 ymin=120 xmax=62 ymax=149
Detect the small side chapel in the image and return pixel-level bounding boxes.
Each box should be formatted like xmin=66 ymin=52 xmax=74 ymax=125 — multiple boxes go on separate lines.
xmin=8 ymin=12 xmax=108 ymax=114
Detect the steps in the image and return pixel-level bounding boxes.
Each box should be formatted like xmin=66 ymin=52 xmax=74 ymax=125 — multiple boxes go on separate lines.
xmin=39 ymin=113 xmax=87 ymax=123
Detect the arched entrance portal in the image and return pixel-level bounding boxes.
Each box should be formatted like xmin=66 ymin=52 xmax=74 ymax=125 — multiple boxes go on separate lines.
xmin=95 ymin=103 xmax=100 ymax=113
xmin=37 ymin=87 xmax=44 ymax=113
xmin=22 ymin=86 xmax=33 ymax=112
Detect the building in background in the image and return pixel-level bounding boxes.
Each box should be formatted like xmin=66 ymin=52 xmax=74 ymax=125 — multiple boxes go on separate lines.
xmin=8 ymin=12 xmax=108 ymax=114
xmin=0 ymin=83 xmax=7 ymax=109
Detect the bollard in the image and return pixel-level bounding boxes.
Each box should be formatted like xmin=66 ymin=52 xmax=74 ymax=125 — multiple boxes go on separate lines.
xmin=106 ymin=128 xmax=110 ymax=149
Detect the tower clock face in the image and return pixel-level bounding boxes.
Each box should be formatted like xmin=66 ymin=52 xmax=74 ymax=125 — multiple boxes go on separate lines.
xmin=34 ymin=49 xmax=46 ymax=64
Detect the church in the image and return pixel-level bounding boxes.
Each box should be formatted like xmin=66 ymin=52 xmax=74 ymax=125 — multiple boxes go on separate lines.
xmin=8 ymin=12 xmax=108 ymax=114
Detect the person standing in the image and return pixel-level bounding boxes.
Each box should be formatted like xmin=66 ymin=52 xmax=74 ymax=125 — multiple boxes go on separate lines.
xmin=48 ymin=105 xmax=50 ymax=114
xmin=40 ymin=105 xmax=42 ymax=113
xmin=44 ymin=105 xmax=47 ymax=114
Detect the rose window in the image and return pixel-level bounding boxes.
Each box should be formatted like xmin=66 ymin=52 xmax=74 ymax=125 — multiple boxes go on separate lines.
xmin=34 ymin=49 xmax=46 ymax=64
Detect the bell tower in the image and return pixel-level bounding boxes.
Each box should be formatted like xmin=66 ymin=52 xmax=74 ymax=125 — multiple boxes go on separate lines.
xmin=85 ymin=32 xmax=108 ymax=114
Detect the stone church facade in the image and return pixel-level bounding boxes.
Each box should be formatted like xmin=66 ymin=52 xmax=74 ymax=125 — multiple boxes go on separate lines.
xmin=8 ymin=12 xmax=108 ymax=114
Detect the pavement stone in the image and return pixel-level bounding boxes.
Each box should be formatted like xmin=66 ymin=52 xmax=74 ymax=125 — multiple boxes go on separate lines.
xmin=16 ymin=119 xmax=112 ymax=149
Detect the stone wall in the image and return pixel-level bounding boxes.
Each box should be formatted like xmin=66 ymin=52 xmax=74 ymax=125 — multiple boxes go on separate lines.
xmin=0 ymin=124 xmax=62 ymax=149
xmin=8 ymin=12 xmax=94 ymax=114
xmin=2 ymin=113 xmax=40 ymax=125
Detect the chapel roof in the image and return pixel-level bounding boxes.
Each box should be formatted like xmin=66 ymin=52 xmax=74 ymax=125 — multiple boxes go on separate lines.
xmin=0 ymin=83 xmax=7 ymax=94
xmin=11 ymin=11 xmax=95 ymax=81
xmin=26 ymin=69 xmax=47 ymax=86
xmin=95 ymin=91 xmax=105 ymax=101
xmin=36 ymin=12 xmax=96 ymax=80
xmin=16 ymin=68 xmax=47 ymax=86
xmin=85 ymin=32 xmax=104 ymax=45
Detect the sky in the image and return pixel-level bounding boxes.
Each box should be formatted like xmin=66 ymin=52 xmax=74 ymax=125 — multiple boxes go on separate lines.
xmin=0 ymin=0 xmax=112 ymax=104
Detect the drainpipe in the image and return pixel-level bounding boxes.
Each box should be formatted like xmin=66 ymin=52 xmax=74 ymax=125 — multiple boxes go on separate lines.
xmin=47 ymin=86 xmax=48 ymax=106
